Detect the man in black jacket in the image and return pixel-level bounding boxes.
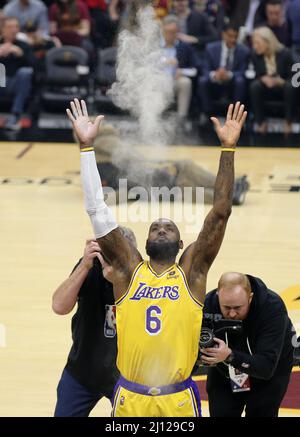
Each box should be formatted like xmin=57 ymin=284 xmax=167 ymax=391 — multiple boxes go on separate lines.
xmin=52 ymin=227 xmax=137 ymax=417
xmin=201 ymin=272 xmax=295 ymax=417
xmin=172 ymin=0 xmax=218 ymax=66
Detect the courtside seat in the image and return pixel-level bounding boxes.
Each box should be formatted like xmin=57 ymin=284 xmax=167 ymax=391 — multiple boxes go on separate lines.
xmin=40 ymin=46 xmax=90 ymax=112
xmin=94 ymin=47 xmax=127 ymax=114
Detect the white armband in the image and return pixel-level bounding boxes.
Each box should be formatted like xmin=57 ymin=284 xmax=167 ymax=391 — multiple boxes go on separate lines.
xmin=80 ymin=150 xmax=118 ymax=238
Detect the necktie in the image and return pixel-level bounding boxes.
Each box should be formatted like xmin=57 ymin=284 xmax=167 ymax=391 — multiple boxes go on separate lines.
xmin=226 ymin=49 xmax=233 ymax=70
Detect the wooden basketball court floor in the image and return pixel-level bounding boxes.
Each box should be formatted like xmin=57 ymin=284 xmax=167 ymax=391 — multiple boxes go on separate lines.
xmin=0 ymin=141 xmax=299 ymax=417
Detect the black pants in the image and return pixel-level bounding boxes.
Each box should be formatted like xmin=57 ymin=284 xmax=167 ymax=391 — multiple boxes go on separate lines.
xmin=54 ymin=369 xmax=105 ymax=417
xmin=198 ymin=75 xmax=247 ymax=115
xmin=250 ymin=79 xmax=295 ymax=124
xmin=206 ymin=366 xmax=292 ymax=417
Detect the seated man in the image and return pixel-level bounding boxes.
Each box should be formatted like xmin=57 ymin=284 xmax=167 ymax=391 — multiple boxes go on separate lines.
xmin=198 ymin=23 xmax=250 ymax=122
xmin=172 ymin=0 xmax=218 ymax=66
xmin=3 ymin=0 xmax=50 ymax=37
xmin=0 ymin=17 xmax=34 ymax=130
xmin=161 ymin=14 xmax=198 ymax=133
xmin=259 ymin=0 xmax=289 ymax=46
xmin=194 ymin=0 xmax=226 ymax=36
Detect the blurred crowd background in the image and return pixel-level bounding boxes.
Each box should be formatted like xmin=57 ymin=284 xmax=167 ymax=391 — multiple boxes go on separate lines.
xmin=0 ymin=0 xmax=300 ymax=139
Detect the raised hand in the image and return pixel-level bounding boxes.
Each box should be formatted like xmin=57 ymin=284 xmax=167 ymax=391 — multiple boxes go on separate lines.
xmin=210 ymin=102 xmax=247 ymax=149
xmin=66 ymin=98 xmax=104 ymax=149
xmin=81 ymin=238 xmax=102 ymax=270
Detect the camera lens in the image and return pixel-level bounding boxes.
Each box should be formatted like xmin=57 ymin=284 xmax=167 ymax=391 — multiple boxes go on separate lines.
xmin=199 ymin=327 xmax=215 ymax=348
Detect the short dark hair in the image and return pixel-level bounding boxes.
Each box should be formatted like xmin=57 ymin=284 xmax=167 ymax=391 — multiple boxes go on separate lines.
xmin=222 ymin=22 xmax=239 ymax=34
xmin=266 ymin=0 xmax=283 ymax=6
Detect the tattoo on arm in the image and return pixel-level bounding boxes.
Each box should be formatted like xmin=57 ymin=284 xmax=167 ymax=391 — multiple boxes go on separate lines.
xmin=186 ymin=151 xmax=235 ymax=290
xmin=97 ymin=228 xmax=142 ymax=279
xmin=213 ymin=151 xmax=234 ymax=216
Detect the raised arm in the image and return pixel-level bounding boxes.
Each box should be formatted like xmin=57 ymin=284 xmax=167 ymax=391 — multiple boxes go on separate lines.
xmin=52 ymin=239 xmax=101 ymax=315
xmin=66 ymin=99 xmax=142 ymax=298
xmin=180 ymin=102 xmax=247 ymax=304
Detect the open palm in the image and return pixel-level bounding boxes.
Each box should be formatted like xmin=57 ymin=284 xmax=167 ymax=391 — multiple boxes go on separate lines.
xmin=210 ymin=102 xmax=247 ymax=149
xmin=66 ymin=98 xmax=104 ymax=148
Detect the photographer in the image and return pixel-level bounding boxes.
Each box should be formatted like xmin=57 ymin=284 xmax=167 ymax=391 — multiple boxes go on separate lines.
xmin=201 ymin=272 xmax=295 ymax=417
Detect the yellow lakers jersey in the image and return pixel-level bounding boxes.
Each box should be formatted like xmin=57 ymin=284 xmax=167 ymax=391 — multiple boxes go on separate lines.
xmin=115 ymin=261 xmax=203 ymax=386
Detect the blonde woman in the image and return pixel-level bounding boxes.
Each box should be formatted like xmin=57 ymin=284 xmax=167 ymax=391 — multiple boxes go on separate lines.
xmin=250 ymin=27 xmax=294 ymax=135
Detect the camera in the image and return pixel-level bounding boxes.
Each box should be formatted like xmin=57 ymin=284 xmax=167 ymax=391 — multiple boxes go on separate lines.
xmin=198 ymin=314 xmax=243 ymax=366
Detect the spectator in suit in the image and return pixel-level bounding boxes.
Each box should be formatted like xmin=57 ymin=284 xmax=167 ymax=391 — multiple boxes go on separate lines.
xmin=3 ymin=0 xmax=50 ymax=37
xmin=259 ymin=0 xmax=289 ymax=46
xmin=197 ymin=23 xmax=250 ymax=120
xmin=250 ymin=26 xmax=294 ymax=135
xmin=161 ymin=14 xmax=198 ymax=132
xmin=0 ymin=16 xmax=34 ymax=130
xmin=172 ymin=0 xmax=218 ymax=66
xmin=286 ymin=0 xmax=300 ymax=62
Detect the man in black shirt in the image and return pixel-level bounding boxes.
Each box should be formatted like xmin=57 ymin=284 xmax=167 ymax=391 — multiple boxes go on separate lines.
xmin=52 ymin=228 xmax=137 ymax=417
xmin=259 ymin=0 xmax=290 ymax=46
xmin=0 ymin=17 xmax=34 ymax=129
xmin=201 ymin=272 xmax=295 ymax=417
xmin=172 ymin=0 xmax=218 ymax=66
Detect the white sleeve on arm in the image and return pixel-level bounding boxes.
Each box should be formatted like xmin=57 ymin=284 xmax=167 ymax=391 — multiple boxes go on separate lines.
xmin=80 ymin=150 xmax=118 ymax=238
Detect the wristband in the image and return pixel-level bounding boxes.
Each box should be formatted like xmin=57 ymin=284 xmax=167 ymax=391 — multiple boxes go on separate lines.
xmin=221 ymin=148 xmax=236 ymax=152
xmin=81 ymin=147 xmax=94 ymax=153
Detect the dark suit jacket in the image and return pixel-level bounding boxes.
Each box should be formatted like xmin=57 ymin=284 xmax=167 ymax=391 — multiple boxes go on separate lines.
xmin=175 ymin=40 xmax=197 ymax=69
xmin=258 ymin=21 xmax=290 ymax=47
xmin=252 ymin=48 xmax=294 ymax=79
xmin=185 ymin=10 xmax=218 ymax=52
xmin=202 ymin=41 xmax=250 ymax=79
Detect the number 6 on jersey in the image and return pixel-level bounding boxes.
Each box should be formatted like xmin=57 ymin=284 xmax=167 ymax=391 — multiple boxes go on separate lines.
xmin=146 ymin=306 xmax=162 ymax=335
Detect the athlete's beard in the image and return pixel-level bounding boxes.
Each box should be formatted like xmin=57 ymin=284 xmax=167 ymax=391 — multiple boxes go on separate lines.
xmin=146 ymin=240 xmax=180 ymax=262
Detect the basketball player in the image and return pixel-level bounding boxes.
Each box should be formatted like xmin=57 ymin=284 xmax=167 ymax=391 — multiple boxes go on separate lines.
xmin=66 ymin=98 xmax=247 ymax=417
